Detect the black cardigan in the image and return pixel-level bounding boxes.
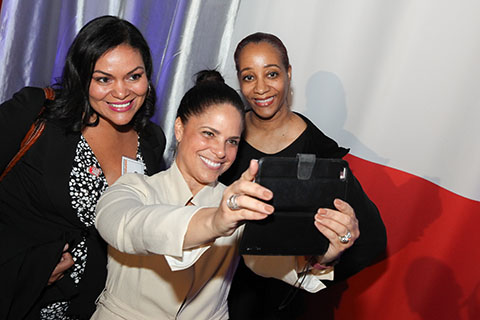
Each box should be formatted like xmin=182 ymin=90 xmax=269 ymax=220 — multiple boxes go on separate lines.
xmin=221 ymin=112 xmax=387 ymax=319
xmin=0 ymin=87 xmax=166 ymax=319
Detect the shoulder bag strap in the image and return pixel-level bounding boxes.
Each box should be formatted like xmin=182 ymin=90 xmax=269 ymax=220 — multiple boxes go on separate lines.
xmin=0 ymin=87 xmax=55 ymax=181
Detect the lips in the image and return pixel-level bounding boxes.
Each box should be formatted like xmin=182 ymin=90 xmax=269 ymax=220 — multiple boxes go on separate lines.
xmin=253 ymin=96 xmax=274 ymax=107
xmin=108 ymin=99 xmax=134 ymax=112
xmin=200 ymin=155 xmax=222 ymax=170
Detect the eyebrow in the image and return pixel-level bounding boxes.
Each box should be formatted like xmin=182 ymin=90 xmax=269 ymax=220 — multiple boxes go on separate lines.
xmin=239 ymin=64 xmax=281 ymax=74
xmin=202 ymin=126 xmax=241 ymax=140
xmin=92 ymin=66 xmax=145 ymax=76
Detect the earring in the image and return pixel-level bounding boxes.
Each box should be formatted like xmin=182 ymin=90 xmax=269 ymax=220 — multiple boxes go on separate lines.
xmin=287 ymin=88 xmax=293 ymax=106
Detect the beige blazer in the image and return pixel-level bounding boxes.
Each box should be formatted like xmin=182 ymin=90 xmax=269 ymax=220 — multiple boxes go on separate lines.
xmin=92 ymin=162 xmax=332 ymax=320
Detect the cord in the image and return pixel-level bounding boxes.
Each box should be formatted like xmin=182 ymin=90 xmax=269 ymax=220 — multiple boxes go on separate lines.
xmin=277 ymin=256 xmax=314 ymax=311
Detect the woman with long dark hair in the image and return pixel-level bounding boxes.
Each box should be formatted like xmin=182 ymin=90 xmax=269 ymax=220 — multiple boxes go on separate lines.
xmin=0 ymin=16 xmax=165 ymax=319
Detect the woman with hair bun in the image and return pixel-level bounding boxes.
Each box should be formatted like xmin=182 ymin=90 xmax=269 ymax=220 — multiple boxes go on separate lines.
xmin=92 ymin=70 xmax=334 ymax=320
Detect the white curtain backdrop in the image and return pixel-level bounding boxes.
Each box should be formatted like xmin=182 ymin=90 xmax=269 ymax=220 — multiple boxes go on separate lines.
xmin=0 ymin=0 xmax=179 ymax=101
xmin=154 ymin=0 xmax=241 ymax=165
xmin=0 ymin=0 xmax=241 ymax=166
xmin=221 ymin=0 xmax=480 ymax=202
xmin=219 ymin=1 xmax=480 ymax=319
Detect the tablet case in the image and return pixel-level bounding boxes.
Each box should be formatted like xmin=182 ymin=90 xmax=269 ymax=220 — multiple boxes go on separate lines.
xmin=239 ymin=154 xmax=350 ymax=255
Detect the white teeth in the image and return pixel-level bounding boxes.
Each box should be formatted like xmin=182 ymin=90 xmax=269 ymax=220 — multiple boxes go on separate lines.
xmin=255 ymin=97 xmax=274 ymax=104
xmin=200 ymin=156 xmax=221 ymax=168
xmin=109 ymin=101 xmax=130 ymax=108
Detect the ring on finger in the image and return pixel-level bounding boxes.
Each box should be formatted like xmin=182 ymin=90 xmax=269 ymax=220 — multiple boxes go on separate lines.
xmin=339 ymin=230 xmax=352 ymax=244
xmin=227 ymin=194 xmax=241 ymax=210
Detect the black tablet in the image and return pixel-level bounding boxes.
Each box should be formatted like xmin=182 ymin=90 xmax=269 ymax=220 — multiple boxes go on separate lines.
xmin=239 ymin=154 xmax=350 ymax=255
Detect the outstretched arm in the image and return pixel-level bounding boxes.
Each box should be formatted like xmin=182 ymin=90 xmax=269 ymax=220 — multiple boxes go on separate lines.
xmin=184 ymin=160 xmax=274 ymax=248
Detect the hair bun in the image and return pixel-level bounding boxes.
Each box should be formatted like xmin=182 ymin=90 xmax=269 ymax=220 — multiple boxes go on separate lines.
xmin=195 ymin=70 xmax=225 ymax=86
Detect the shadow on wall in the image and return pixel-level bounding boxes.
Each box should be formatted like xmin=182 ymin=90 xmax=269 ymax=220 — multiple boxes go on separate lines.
xmin=300 ymin=157 xmax=443 ymax=319
xmin=302 ymin=70 xmax=444 ymax=256
xmin=405 ymin=257 xmax=462 ymax=320
xmin=303 ymin=70 xmax=388 ymax=165
xmin=298 ymin=71 xmax=446 ymax=319
xmin=464 ymin=281 xmax=480 ymax=319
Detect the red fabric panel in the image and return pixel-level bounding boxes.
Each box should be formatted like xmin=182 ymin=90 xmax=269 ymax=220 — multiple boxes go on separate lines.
xmin=302 ymin=154 xmax=480 ymax=320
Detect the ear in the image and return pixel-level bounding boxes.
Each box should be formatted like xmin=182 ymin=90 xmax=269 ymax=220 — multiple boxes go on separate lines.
xmin=174 ymin=117 xmax=184 ymax=143
xmin=287 ymin=65 xmax=292 ymax=81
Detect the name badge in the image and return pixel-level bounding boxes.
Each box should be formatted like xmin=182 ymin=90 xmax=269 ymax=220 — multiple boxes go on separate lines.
xmin=121 ymin=156 xmax=145 ymax=175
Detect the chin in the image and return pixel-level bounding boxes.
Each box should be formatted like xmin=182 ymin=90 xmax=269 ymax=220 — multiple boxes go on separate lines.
xmin=252 ymin=110 xmax=277 ymax=120
xmin=210 ymin=173 xmax=222 ymax=183
xmin=197 ymin=173 xmax=219 ymax=185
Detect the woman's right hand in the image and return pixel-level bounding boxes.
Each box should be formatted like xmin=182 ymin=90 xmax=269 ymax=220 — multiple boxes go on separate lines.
xmin=48 ymin=243 xmax=74 ymax=285
xmin=184 ymin=160 xmax=273 ymax=249
xmin=212 ymin=159 xmax=274 ymax=237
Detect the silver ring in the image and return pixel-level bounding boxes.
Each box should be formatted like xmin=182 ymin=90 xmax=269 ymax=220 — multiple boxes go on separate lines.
xmin=226 ymin=194 xmax=241 ymax=210
xmin=339 ymin=230 xmax=352 ymax=244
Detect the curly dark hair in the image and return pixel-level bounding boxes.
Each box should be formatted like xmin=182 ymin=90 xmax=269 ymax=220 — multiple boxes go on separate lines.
xmin=42 ymin=15 xmax=155 ymax=132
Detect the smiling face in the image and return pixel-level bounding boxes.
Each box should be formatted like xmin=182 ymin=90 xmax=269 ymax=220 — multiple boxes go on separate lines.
xmin=88 ymin=44 xmax=149 ymax=130
xmin=174 ymin=103 xmax=243 ymax=195
xmin=237 ymin=42 xmax=292 ymax=121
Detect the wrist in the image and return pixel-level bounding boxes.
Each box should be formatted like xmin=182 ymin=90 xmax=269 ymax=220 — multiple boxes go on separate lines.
xmin=206 ymin=207 xmax=222 ymax=238
xmin=308 ymin=256 xmax=340 ymax=270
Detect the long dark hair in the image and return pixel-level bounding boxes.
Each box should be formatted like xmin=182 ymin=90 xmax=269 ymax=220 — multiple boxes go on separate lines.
xmin=234 ymin=32 xmax=290 ymax=73
xmin=43 ymin=15 xmax=155 ymax=132
xmin=176 ymin=70 xmax=245 ymax=126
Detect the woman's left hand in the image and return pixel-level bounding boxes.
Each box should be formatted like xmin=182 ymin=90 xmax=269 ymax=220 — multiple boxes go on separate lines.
xmin=48 ymin=243 xmax=74 ymax=285
xmin=313 ymin=199 xmax=359 ymax=265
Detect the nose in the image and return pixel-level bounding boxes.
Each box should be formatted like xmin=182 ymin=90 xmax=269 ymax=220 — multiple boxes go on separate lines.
xmin=112 ymin=81 xmax=129 ymax=99
xmin=254 ymin=77 xmax=268 ymax=95
xmin=212 ymin=141 xmax=226 ymax=159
